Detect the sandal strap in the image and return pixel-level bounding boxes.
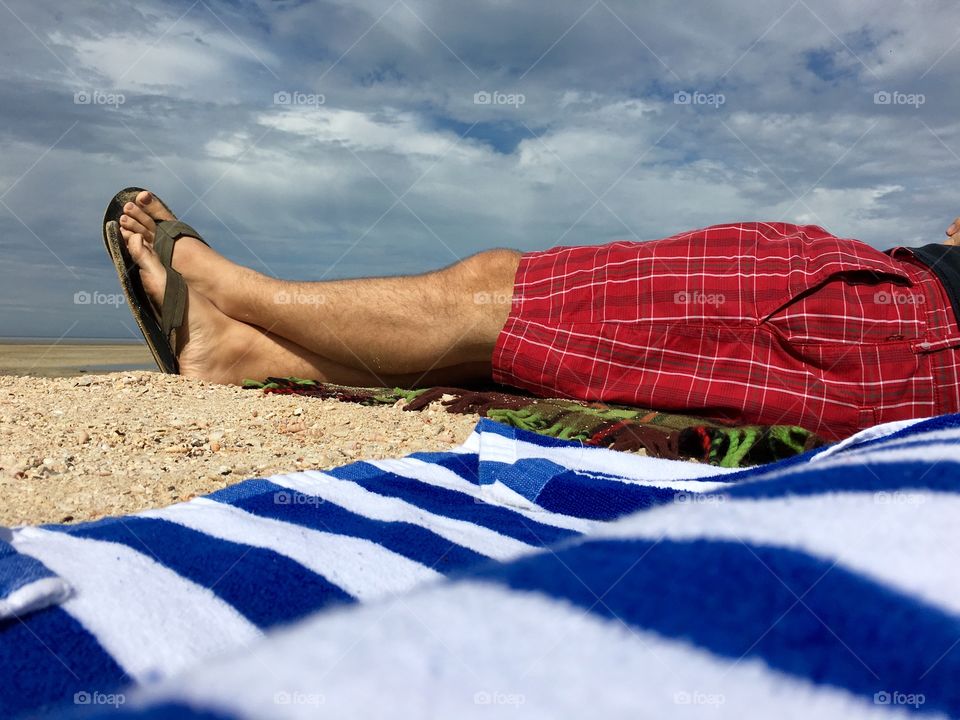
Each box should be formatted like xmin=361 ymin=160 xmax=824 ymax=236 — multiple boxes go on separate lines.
xmin=160 ymin=266 xmax=187 ymax=343
xmin=154 ymin=220 xmax=208 ymax=269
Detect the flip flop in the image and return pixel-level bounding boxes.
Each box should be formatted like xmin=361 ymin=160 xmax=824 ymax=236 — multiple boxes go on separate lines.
xmin=102 ymin=187 xmax=209 ymax=374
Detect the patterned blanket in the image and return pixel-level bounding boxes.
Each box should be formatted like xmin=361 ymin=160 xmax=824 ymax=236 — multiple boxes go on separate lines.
xmin=245 ymin=377 xmax=825 ymax=467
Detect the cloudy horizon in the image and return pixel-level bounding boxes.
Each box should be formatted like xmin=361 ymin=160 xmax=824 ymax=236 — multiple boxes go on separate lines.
xmin=2 ymin=0 xmax=960 ymax=338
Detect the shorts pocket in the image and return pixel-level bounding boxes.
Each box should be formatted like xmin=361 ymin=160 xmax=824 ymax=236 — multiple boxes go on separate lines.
xmin=753 ymin=242 xmax=914 ymax=322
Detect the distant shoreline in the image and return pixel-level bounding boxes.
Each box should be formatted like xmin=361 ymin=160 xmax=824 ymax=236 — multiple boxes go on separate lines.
xmin=0 ymin=338 xmax=146 ymax=346
xmin=0 ymin=342 xmax=154 ymax=377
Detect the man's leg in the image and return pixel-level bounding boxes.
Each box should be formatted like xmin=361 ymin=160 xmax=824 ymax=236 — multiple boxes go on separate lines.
xmin=119 ymin=192 xmax=520 ymax=381
xmin=122 ymin=231 xmax=503 ymax=386
xmin=207 ymin=248 xmax=521 ymax=376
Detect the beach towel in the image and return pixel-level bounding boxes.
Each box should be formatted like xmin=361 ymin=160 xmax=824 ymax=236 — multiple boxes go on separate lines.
xmin=4 ymin=414 xmax=960 ymax=718
xmin=0 ymin=531 xmax=70 ymax=621
xmin=245 ymin=377 xmax=825 ymax=467
xmin=0 ymin=419 xmax=734 ymax=718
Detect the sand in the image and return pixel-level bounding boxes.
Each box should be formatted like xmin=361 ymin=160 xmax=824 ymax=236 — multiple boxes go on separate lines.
xmin=0 ymin=371 xmax=480 ymax=527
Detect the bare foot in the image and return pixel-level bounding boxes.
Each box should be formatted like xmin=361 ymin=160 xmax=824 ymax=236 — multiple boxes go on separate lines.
xmin=944 ymin=216 xmax=960 ymax=246
xmin=124 ymin=231 xmax=253 ymax=384
xmin=119 ymin=191 xmax=228 ymax=299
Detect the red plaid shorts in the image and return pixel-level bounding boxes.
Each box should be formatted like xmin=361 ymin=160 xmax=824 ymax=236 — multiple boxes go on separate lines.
xmin=492 ymin=223 xmax=960 ymax=440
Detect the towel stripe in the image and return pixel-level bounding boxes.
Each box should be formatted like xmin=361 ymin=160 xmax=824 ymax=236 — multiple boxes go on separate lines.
xmin=473 ymin=537 xmax=960 ymax=716
xmin=0 ymin=606 xmax=126 ymax=718
xmin=12 ymin=527 xmax=261 ymax=681
xmin=371 ymin=457 xmax=595 ymax=532
xmin=475 ymin=418 xmax=739 ymax=481
xmin=0 ymin=537 xmax=58 ymax=597
xmin=141 ymin=499 xmax=443 ymax=601
xmin=722 ymin=460 xmax=960 ymax=501
xmin=406 ymin=451 xmax=482 ymax=482
xmin=332 ymin=460 xmax=577 ymax=545
xmin=809 ymin=414 xmax=960 ymax=460
xmin=493 ymin=459 xmax=683 ymax=519
xmin=268 ymin=473 xmax=535 ymax=560
xmin=72 ymin=584 xmax=918 ymax=720
xmin=0 ymin=536 xmax=71 ymax=620
xmin=63 ymin=517 xmax=353 ymax=628
xmin=599 ymin=491 xmax=960 ymax=616
xmin=206 ymin=480 xmax=489 ymax=572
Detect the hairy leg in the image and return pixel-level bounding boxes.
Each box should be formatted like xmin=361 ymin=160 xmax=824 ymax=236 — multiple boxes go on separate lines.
xmin=122 ymin=229 xmax=499 ymax=386
xmin=121 ymin=192 xmax=521 ymax=378
xmin=216 ymin=249 xmax=520 ymax=376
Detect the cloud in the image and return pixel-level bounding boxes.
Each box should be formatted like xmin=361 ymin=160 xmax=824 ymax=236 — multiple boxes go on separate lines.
xmin=2 ymin=0 xmax=960 ymax=338
xmin=46 ymin=7 xmax=281 ymax=100
xmin=259 ymin=107 xmax=486 ymax=158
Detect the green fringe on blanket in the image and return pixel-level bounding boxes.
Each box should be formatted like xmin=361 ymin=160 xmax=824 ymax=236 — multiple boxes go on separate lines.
xmin=243 ymin=378 xmax=825 ymax=467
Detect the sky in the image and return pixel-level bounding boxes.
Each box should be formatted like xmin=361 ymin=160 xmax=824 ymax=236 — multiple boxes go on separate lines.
xmin=1 ymin=0 xmax=960 ymax=338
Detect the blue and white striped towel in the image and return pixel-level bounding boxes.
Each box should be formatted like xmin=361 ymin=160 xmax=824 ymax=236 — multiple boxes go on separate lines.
xmin=0 ymin=528 xmax=70 ymax=620
xmin=6 ymin=414 xmax=959 ymax=718
xmin=2 ymin=418 xmax=733 ymax=717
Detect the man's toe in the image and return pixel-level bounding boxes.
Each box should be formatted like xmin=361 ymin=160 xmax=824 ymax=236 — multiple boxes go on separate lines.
xmin=120 ymin=212 xmax=150 ymax=237
xmin=135 ymin=190 xmax=176 ymax=222
xmin=125 ymin=232 xmax=146 ymax=258
xmin=124 ymin=202 xmax=160 ymax=230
